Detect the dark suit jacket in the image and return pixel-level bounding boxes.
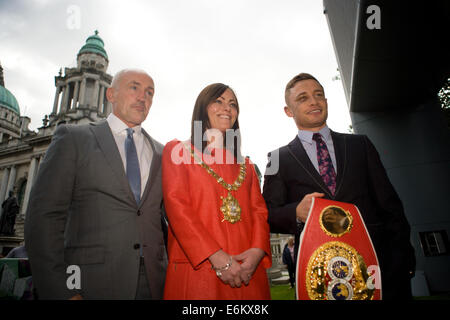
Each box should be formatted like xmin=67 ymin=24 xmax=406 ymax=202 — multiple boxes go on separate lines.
xmin=263 ymin=131 xmax=415 ymax=299
xmin=25 ymin=121 xmax=168 ymax=299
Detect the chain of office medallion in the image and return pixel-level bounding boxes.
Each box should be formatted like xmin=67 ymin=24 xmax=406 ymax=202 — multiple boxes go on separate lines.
xmin=188 ymin=147 xmax=246 ymax=191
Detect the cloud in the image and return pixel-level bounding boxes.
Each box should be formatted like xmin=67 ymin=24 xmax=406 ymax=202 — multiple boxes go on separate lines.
xmin=0 ymin=0 xmax=351 ymax=170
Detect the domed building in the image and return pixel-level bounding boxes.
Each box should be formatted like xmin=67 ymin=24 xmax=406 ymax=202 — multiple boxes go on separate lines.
xmin=0 ymin=64 xmax=32 ymax=144
xmin=0 ymin=31 xmax=112 ymax=254
xmin=49 ymin=30 xmax=112 ymax=127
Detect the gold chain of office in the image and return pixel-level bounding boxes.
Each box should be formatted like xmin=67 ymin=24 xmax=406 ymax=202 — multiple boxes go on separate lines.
xmin=184 ymin=141 xmax=246 ymax=223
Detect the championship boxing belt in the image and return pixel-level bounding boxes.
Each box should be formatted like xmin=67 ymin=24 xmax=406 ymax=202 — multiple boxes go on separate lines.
xmin=296 ymin=198 xmax=382 ymax=300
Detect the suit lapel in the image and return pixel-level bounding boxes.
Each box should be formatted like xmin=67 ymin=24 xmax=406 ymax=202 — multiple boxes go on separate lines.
xmin=330 ymin=130 xmax=347 ymax=196
xmin=287 ymin=136 xmax=333 ymax=197
xmin=139 ymin=129 xmax=161 ymax=207
xmin=90 ymin=120 xmax=137 ymax=206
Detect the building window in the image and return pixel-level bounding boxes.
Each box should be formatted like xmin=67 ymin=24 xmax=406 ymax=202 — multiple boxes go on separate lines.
xmin=419 ymin=230 xmax=449 ymax=257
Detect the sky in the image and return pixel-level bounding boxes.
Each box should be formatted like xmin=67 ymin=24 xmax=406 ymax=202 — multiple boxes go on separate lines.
xmin=0 ymin=0 xmax=352 ymax=171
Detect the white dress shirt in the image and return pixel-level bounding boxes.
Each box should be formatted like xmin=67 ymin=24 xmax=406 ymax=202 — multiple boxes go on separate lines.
xmin=106 ymin=113 xmax=153 ymax=197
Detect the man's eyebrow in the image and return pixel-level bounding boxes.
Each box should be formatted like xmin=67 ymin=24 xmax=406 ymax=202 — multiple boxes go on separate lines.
xmin=295 ymin=91 xmax=307 ymax=99
xmin=295 ymin=89 xmax=324 ymax=99
xmin=128 ymin=80 xmax=154 ymax=90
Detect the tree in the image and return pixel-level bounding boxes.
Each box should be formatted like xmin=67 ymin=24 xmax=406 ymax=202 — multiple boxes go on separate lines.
xmin=438 ymin=78 xmax=450 ymax=128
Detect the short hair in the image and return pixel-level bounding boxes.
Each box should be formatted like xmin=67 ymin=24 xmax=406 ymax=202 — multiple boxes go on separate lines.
xmin=111 ymin=69 xmax=151 ymax=89
xmin=284 ymin=72 xmax=324 ymax=105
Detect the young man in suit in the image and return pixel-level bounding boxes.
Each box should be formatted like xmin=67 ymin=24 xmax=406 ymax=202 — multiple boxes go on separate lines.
xmin=263 ymin=73 xmax=415 ymax=299
xmin=25 ymin=69 xmax=167 ymax=299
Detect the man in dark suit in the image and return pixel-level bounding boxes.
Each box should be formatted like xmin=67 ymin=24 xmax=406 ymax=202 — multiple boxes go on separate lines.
xmin=25 ymin=69 xmax=167 ymax=299
xmin=263 ymin=73 xmax=415 ymax=299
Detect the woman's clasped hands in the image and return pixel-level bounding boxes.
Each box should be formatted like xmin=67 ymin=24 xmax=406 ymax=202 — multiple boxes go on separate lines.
xmin=209 ymin=248 xmax=265 ymax=288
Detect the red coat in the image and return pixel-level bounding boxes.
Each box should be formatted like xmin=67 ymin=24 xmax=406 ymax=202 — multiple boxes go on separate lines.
xmin=162 ymin=140 xmax=271 ymax=300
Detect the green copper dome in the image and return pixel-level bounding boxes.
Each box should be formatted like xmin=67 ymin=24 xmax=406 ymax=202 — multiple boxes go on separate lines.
xmin=0 ymin=85 xmax=20 ymax=115
xmin=78 ymin=30 xmax=108 ymax=60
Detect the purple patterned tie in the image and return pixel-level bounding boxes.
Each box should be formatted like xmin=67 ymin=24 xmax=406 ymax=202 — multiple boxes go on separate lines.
xmin=312 ymin=133 xmax=336 ymax=195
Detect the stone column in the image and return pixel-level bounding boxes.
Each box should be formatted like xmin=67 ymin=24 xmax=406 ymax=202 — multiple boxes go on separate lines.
xmin=52 ymin=86 xmax=61 ymax=114
xmin=79 ymin=77 xmax=86 ymax=107
xmin=3 ymin=165 xmax=17 ymax=219
xmin=6 ymin=165 xmax=16 ymax=195
xmin=0 ymin=167 xmax=10 ymax=204
xmin=59 ymin=84 xmax=67 ymax=113
xmin=0 ymin=167 xmax=9 ymax=220
xmin=21 ymin=157 xmax=38 ymax=216
xmin=98 ymin=85 xmax=105 ymax=114
xmin=62 ymin=84 xmax=70 ymax=112
xmin=71 ymin=80 xmax=80 ymax=110
xmin=92 ymin=79 xmax=99 ymax=110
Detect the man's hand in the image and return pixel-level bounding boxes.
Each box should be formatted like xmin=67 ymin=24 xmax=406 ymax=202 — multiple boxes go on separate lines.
xmin=296 ymin=192 xmax=324 ymax=222
xmin=233 ymin=248 xmax=265 ymax=286
xmin=69 ymin=294 xmax=83 ymax=300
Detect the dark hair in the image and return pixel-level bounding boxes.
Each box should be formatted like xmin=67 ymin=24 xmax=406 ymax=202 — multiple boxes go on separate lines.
xmin=190 ymin=83 xmax=242 ymax=160
xmin=284 ymin=73 xmax=324 ymax=105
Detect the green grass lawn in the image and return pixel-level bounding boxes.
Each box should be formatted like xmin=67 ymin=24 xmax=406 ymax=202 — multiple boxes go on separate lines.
xmin=270 ymin=284 xmax=296 ymax=300
xmin=414 ymin=292 xmax=450 ymax=300
xmin=270 ymin=284 xmax=450 ymax=300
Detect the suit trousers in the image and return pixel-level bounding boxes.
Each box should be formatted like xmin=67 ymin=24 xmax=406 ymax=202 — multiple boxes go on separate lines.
xmin=135 ymin=257 xmax=152 ymax=300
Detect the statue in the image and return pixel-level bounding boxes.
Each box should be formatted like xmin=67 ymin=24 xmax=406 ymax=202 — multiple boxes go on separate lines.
xmin=0 ymin=191 xmax=20 ymax=235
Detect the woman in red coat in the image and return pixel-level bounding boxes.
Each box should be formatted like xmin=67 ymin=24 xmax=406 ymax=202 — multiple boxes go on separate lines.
xmin=162 ymin=83 xmax=271 ymax=299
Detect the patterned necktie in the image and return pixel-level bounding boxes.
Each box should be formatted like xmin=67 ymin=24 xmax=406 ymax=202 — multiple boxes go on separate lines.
xmin=312 ymin=133 xmax=336 ymax=195
xmin=125 ymin=128 xmax=141 ymax=204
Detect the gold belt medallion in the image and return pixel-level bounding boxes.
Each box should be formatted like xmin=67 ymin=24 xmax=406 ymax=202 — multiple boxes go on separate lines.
xmin=306 ymin=241 xmax=375 ymax=300
xmin=319 ymin=205 xmax=353 ymax=237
